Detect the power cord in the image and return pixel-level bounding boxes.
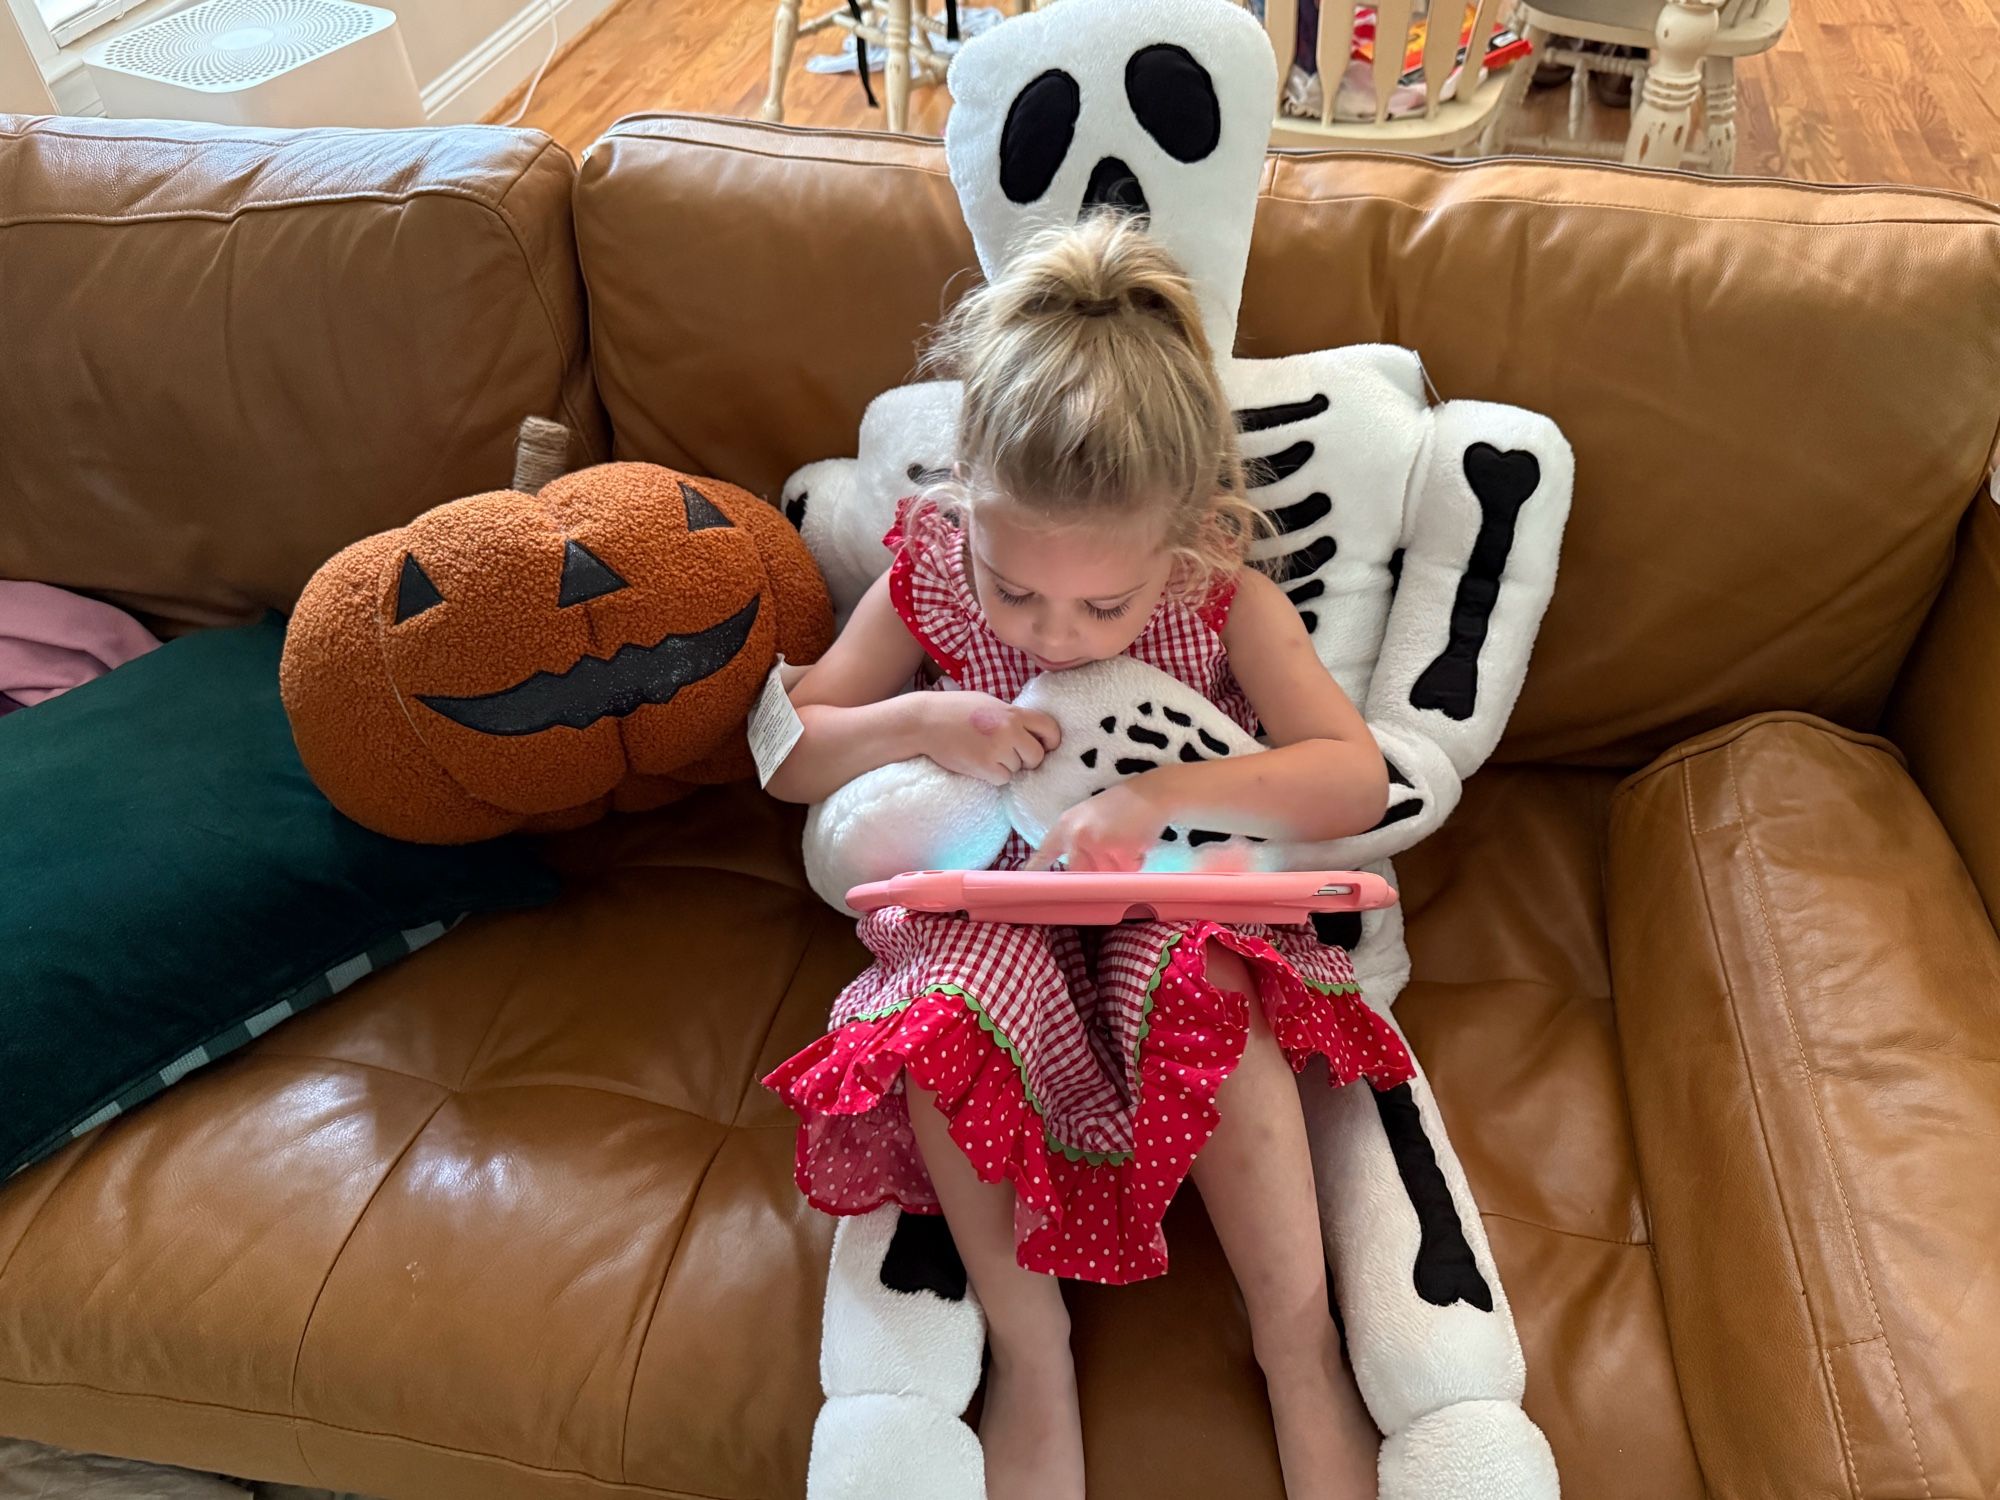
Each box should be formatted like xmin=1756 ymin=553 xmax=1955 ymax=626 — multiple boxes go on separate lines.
xmin=497 ymin=0 xmax=558 ymax=126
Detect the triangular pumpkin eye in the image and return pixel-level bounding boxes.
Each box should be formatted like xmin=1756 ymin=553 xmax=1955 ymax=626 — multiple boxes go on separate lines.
xmin=680 ymin=480 xmax=732 ymax=532
xmin=394 ymin=553 xmax=444 ymax=622
xmin=557 ymin=539 xmax=627 ymax=607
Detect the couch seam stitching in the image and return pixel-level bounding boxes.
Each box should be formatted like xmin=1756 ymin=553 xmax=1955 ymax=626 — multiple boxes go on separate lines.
xmin=603 ymin=114 xmax=2000 ymax=215
xmin=0 ymin=1131 xmax=106 ymax=1292
xmin=616 ymin=1128 xmax=731 ymax=1484
xmin=1254 ymin=189 xmax=2000 ymax=232
xmin=284 ymin=1088 xmax=453 ymax=1483
xmin=598 ymin=131 xmax=952 ymax=177
xmin=0 ymin=1375 xmax=733 ymax=1499
xmin=285 ymin=900 xmax=552 ymax=1467
xmin=247 ymin=1055 xmax=787 ymax=1128
xmin=730 ymin=915 xmax=826 ymax=1126
xmin=1677 ymin=757 xmax=1861 ymax=1499
xmin=591 ymin=132 xmax=2000 ymax=231
xmin=1725 ymin=739 xmax=1932 ymax=1497
xmin=1616 ymin=715 xmax=1907 ymax=798
xmin=492 ymin=138 xmax=596 ymax=446
xmin=1477 ymin=1209 xmax=1646 ymax=1248
xmin=1266 ymin=145 xmax=2000 ymax=210
xmin=0 ymin=182 xmax=520 ymax=230
xmin=1647 ymin=765 xmax=1742 ymax=1500
xmin=456 ymin=902 xmax=566 ymax=1090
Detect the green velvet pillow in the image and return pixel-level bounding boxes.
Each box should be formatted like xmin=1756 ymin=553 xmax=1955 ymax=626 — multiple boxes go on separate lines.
xmin=0 ymin=616 xmax=560 ymax=1178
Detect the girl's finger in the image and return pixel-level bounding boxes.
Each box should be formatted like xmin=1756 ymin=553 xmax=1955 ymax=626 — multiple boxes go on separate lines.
xmin=1019 ymin=710 xmax=1062 ymax=752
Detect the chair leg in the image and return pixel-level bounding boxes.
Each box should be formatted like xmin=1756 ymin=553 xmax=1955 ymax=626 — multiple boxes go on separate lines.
xmin=1479 ymin=21 xmax=1546 ymax=155
xmin=762 ymin=0 xmax=806 ymax=123
xmin=884 ymin=0 xmax=911 ymax=132
xmin=1703 ymin=53 xmax=1737 ymax=172
xmin=1626 ymin=0 xmax=1720 ymax=167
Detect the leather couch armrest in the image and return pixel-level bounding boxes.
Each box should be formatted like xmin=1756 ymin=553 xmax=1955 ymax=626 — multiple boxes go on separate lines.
xmin=1889 ymin=490 xmax=2000 ymax=924
xmin=1608 ymin=714 xmax=2000 ymax=1498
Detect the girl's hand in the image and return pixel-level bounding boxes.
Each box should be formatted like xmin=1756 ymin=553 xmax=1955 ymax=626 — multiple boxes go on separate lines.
xmin=1027 ymin=779 xmax=1165 ymax=872
xmin=921 ymin=692 xmax=1062 ymax=786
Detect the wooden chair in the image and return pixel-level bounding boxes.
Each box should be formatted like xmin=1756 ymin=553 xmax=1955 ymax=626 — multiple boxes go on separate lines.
xmin=1486 ymin=0 xmax=1790 ymax=170
xmin=1263 ymin=0 xmax=1520 ymax=154
xmin=762 ymin=0 xmax=1036 ymax=133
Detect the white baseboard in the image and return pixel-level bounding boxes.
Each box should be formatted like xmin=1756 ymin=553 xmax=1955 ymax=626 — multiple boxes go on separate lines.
xmin=37 ymin=0 xmax=617 ymax=125
xmin=421 ymin=0 xmax=617 ymax=125
xmin=46 ymin=49 xmax=98 ymax=112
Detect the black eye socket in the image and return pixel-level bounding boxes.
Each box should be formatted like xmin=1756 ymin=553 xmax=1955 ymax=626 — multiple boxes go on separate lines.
xmin=1000 ymin=69 xmax=1081 ymax=205
xmin=393 ymin=553 xmax=444 ymax=623
xmin=558 ymin=539 xmax=628 ymax=607
xmin=1125 ymin=44 xmax=1222 ymax=164
xmin=680 ymin=480 xmax=733 ymax=532
xmin=783 ymin=490 xmax=808 ymax=528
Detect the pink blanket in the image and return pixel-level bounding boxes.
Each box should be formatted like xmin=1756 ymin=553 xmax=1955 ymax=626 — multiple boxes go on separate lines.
xmin=0 ymin=581 xmax=158 ymax=716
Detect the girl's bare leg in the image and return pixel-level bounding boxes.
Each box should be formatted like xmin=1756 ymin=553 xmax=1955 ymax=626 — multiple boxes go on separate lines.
xmin=907 ymin=1081 xmax=1086 ymax=1500
xmin=1192 ymin=944 xmax=1381 ymax=1499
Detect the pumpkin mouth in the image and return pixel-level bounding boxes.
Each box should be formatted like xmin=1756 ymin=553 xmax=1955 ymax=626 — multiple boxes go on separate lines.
xmin=415 ymin=597 xmax=761 ymax=736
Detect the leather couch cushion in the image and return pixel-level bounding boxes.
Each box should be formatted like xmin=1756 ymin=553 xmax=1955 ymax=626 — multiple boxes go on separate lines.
xmin=0 ymin=768 xmax=1705 ymax=1500
xmin=576 ymin=115 xmax=2000 ymax=767
xmin=1890 ymin=493 xmax=2000 ymax=922
xmin=0 ymin=790 xmax=841 ymax=1500
xmin=1393 ymin=764 xmax=1705 ymax=1500
xmin=0 ymin=116 xmax=607 ymax=634
xmin=1609 ymin=714 xmax=2000 ymax=1497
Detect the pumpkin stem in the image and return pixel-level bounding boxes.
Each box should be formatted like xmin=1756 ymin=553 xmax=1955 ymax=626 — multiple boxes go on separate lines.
xmin=513 ymin=416 xmax=572 ymax=495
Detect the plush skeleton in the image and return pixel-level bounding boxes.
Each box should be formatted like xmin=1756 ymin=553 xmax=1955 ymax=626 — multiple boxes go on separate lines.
xmin=785 ymin=3 xmax=1572 ymax=1497
xmin=782 ymin=381 xmax=960 ymax=630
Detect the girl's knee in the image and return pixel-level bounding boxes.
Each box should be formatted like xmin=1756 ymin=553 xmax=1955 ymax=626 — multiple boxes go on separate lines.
xmin=1203 ymin=939 xmax=1262 ymax=1006
xmin=984 ymin=1279 xmax=1073 ymax=1359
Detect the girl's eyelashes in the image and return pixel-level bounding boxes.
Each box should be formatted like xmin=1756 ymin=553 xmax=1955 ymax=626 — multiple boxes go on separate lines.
xmin=992 ymin=584 xmax=1136 ymax=620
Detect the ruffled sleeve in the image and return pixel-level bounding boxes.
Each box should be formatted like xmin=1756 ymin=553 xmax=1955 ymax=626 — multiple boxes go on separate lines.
xmin=885 ymin=496 xmax=983 ymax=682
xmin=1192 ymin=576 xmax=1239 ymax=635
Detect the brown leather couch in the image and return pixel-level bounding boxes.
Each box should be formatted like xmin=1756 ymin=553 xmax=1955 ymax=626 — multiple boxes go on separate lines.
xmin=3 ymin=111 xmax=1998 ymax=1500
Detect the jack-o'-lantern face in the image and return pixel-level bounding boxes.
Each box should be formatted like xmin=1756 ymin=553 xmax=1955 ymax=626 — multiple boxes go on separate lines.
xmin=374 ymin=465 xmax=782 ymax=815
xmin=283 ymin=460 xmax=833 ymax=844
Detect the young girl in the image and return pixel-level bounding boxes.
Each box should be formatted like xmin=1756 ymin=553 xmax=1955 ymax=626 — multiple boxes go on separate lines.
xmin=764 ymin=213 xmax=1412 ymax=1500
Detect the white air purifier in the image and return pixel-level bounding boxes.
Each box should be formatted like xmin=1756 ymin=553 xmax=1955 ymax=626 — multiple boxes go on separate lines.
xmin=83 ymin=0 xmax=423 ymax=127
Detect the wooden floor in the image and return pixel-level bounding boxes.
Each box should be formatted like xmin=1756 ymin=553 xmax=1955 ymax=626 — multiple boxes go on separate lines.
xmin=499 ymin=0 xmax=2000 ymax=201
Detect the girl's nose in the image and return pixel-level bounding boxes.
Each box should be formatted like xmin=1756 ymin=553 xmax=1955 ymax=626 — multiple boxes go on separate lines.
xmin=1040 ymin=623 xmax=1080 ymax=655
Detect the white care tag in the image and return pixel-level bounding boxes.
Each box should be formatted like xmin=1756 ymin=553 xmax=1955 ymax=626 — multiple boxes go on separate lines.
xmin=749 ymin=658 xmax=805 ymax=788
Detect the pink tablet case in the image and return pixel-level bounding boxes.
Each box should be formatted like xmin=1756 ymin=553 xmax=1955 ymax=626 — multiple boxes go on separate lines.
xmin=848 ymin=869 xmax=1398 ymax=927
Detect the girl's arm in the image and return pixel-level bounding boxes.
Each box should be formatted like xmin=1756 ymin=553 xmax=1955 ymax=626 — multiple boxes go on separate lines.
xmin=765 ymin=574 xmax=927 ymax=804
xmin=767 ymin=574 xmax=1060 ymax=804
xmin=1028 ymin=571 xmax=1387 ymax=869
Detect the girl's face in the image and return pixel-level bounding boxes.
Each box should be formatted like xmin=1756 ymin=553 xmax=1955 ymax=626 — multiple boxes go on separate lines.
xmin=964 ymin=501 xmax=1175 ymax=671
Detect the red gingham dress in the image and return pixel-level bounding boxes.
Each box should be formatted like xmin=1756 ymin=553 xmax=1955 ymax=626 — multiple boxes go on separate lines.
xmin=764 ymin=500 xmax=1414 ymax=1284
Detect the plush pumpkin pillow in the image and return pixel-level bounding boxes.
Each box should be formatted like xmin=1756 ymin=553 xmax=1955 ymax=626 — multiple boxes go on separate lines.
xmin=0 ymin=616 xmax=559 ymax=1179
xmin=280 ymin=462 xmax=833 ymax=843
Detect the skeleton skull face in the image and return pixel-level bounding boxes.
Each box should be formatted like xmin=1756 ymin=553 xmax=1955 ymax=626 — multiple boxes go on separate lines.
xmin=943 ymin=0 xmax=1275 ymax=361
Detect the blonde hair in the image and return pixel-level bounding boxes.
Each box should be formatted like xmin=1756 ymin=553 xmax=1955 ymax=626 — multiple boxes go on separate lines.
xmin=924 ymin=212 xmax=1265 ymax=596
